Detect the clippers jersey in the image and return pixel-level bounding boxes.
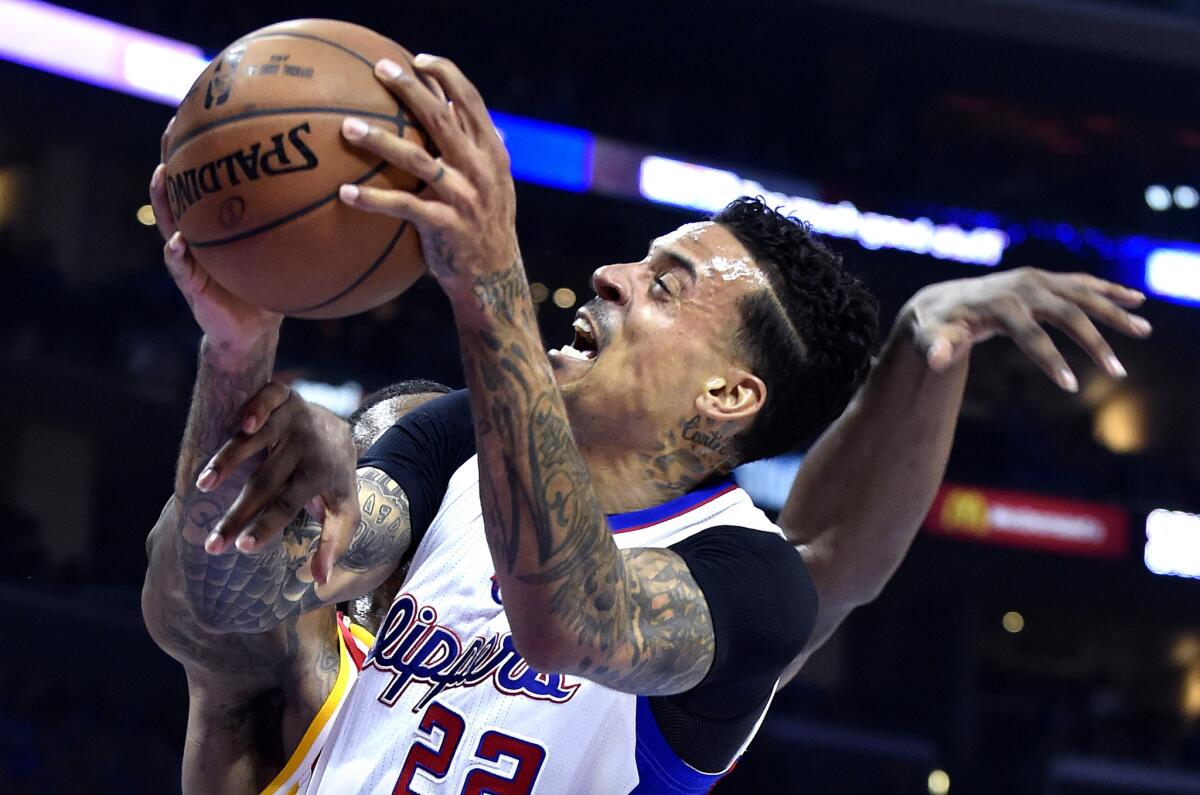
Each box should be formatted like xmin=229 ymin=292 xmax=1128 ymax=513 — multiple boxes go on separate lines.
xmin=306 ymin=456 xmax=786 ymax=794
xmin=260 ymin=612 xmax=374 ymax=795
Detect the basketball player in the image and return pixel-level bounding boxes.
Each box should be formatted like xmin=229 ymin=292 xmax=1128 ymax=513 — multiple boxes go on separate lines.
xmin=142 ymin=376 xmax=449 ymax=794
xmin=155 ymin=54 xmax=1151 ymax=792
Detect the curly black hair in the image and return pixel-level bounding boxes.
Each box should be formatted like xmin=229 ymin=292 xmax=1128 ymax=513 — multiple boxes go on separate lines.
xmin=713 ymin=196 xmax=880 ymax=463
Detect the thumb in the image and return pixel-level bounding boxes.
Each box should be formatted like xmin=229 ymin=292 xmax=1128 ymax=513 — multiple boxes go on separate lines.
xmin=925 ymin=335 xmax=955 ymax=372
xmin=922 ymin=324 xmax=977 ymax=372
xmin=311 ymin=494 xmax=359 ymax=586
xmin=163 ymin=232 xmax=208 ymax=299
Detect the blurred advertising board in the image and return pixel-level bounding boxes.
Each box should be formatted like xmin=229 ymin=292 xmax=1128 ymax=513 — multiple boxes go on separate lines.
xmin=925 ymin=484 xmax=1128 ymax=559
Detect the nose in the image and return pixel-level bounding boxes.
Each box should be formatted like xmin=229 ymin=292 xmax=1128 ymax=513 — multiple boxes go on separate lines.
xmin=591 ymin=264 xmax=630 ymax=306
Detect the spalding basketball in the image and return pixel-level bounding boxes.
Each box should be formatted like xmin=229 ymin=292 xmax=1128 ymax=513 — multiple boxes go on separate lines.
xmin=164 ymin=20 xmax=429 ymax=318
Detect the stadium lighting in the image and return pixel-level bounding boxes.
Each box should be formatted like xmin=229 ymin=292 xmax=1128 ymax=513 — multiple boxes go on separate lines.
xmin=13 ymin=0 xmax=1200 ymax=286
xmin=1145 ymin=509 xmax=1200 ymax=580
xmin=1145 ymin=247 xmax=1200 ymax=305
xmin=1145 ymin=185 xmax=1173 ymax=211
xmin=1175 ymin=185 xmax=1199 ymax=210
xmin=290 ymin=379 xmax=363 ymax=418
xmin=1002 ymin=611 xmax=1025 ymax=633
xmin=551 ymin=287 xmax=577 ymax=309
xmin=639 ymin=156 xmax=1009 ymax=267
xmin=0 ymin=0 xmax=208 ymax=104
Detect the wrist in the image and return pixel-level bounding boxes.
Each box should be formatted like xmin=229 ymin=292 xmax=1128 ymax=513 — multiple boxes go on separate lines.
xmin=446 ymin=258 xmax=535 ymax=329
xmin=201 ymin=325 xmax=279 ymax=372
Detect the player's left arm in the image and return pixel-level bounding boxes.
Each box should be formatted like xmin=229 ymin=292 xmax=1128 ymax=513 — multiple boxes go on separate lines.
xmin=336 ymin=54 xmax=719 ymax=694
xmin=778 ymin=269 xmax=1153 ymax=684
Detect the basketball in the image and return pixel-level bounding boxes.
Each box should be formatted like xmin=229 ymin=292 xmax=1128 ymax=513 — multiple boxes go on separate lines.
xmin=163 ymin=19 xmax=429 ymax=319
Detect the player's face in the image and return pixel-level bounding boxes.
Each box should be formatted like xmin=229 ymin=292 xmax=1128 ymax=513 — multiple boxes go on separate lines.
xmin=550 ymin=222 xmax=765 ymax=451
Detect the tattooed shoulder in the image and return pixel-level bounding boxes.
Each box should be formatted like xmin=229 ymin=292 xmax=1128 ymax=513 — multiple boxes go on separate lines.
xmin=338 ymin=467 xmax=413 ymax=573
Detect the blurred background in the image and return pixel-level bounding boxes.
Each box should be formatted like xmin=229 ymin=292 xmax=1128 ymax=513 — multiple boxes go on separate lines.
xmin=1 ymin=0 xmax=1199 ymax=792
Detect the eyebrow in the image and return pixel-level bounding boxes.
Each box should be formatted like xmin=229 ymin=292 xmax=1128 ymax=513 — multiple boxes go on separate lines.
xmin=649 ymin=242 xmax=699 ymax=284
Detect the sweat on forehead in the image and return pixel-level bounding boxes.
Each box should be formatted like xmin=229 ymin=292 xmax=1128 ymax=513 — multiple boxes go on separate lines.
xmin=653 ymin=223 xmax=770 ymax=288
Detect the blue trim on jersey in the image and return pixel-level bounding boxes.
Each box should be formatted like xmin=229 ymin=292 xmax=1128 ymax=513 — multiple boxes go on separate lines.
xmin=607 ymin=479 xmax=737 ymax=534
xmin=630 ymin=696 xmax=724 ymax=793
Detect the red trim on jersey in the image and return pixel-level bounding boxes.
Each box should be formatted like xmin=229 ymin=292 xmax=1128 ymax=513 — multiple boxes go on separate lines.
xmin=336 ymin=612 xmax=368 ymax=671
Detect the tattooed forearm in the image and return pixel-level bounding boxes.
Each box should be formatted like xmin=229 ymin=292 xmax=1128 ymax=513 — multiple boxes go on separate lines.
xmin=178 ymin=467 xmax=412 ymax=634
xmin=149 ymin=327 xmax=414 ymax=636
xmin=454 ymin=259 xmax=715 ymax=694
xmin=174 ymin=335 xmax=276 ymax=498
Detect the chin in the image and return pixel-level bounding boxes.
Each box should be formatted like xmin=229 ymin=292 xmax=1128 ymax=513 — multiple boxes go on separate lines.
xmin=549 ymin=352 xmax=594 ymax=387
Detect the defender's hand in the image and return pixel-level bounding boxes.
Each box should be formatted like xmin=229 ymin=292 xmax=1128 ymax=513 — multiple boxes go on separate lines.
xmin=336 ymin=54 xmax=521 ymax=302
xmin=150 ymin=119 xmax=281 ymax=353
xmin=196 ymin=383 xmax=359 ymax=584
xmin=903 ymin=268 xmax=1152 ymax=391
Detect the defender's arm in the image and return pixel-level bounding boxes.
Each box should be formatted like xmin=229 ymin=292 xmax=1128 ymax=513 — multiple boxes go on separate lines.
xmin=778 ymin=270 xmax=1151 ymax=683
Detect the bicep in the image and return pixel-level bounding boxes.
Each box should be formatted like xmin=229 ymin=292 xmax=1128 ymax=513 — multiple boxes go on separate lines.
xmin=590 ymin=547 xmax=717 ymax=696
xmin=792 ymin=538 xmax=859 ymax=655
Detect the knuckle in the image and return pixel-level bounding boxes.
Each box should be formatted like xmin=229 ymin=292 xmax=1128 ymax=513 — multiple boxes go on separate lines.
xmin=994 ymin=293 xmax=1023 ymax=313
xmin=1058 ymin=302 xmax=1088 ymax=325
xmin=245 ymin=472 xmax=277 ymax=495
xmin=272 ymin=492 xmax=304 ymax=518
xmin=429 ymin=106 xmax=455 ymax=132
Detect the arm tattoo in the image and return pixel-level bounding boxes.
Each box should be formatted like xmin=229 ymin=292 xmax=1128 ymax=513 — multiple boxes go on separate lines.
xmin=597 ymin=548 xmax=714 ymax=694
xmin=178 ymin=468 xmax=412 ymax=634
xmin=149 ymin=333 xmax=411 ymax=640
xmin=457 ymin=260 xmax=714 ymax=694
xmin=337 ymin=468 xmax=412 ymax=573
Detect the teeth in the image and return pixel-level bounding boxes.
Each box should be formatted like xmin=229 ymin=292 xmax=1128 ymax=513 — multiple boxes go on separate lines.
xmin=572 ymin=317 xmax=593 ymax=336
xmin=558 ymin=345 xmax=591 ymax=361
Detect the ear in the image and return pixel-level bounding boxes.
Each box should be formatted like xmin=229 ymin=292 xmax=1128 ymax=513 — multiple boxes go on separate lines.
xmin=694 ymin=367 xmax=766 ymax=425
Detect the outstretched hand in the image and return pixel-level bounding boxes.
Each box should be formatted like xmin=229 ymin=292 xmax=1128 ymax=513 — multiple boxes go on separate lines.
xmin=150 ymin=118 xmax=281 ymax=352
xmin=904 ymin=268 xmax=1152 ymax=391
xmin=194 ymin=382 xmax=359 ymax=585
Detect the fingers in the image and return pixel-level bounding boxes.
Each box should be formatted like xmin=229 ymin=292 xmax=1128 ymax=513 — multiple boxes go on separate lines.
xmin=196 ymin=391 xmax=294 ymax=495
xmin=1071 ymin=273 xmax=1147 ymax=309
xmin=1058 ymin=278 xmax=1154 ymax=339
xmin=239 ymin=381 xmax=291 ymax=435
xmin=311 ymin=493 xmax=359 ymax=585
xmin=374 ymin=57 xmax=476 ymax=166
xmin=1036 ymin=296 xmax=1125 ymax=378
xmin=235 ymin=474 xmax=313 ymax=553
xmin=339 ymin=182 xmax=458 ymax=228
xmin=412 ymin=53 xmax=493 ymax=147
xmin=925 ymin=335 xmax=954 ymax=371
xmin=149 ymin=163 xmax=179 ymax=242
xmin=161 ymin=231 xmax=208 ymax=299
xmin=151 ymin=160 xmax=209 ymax=300
xmin=1002 ymin=306 xmax=1078 ymax=392
xmin=160 ymin=115 xmax=175 ymax=164
xmin=340 ymin=116 xmax=474 ymax=204
xmin=923 ymin=325 xmax=976 ymax=372
xmin=203 ymin=443 xmax=304 ymax=552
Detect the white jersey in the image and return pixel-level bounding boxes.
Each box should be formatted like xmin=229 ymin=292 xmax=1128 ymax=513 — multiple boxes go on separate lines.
xmin=308 ymin=455 xmax=784 ymax=794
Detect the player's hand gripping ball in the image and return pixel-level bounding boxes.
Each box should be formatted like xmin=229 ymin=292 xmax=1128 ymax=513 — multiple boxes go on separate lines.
xmin=162 ymin=19 xmax=434 ymax=318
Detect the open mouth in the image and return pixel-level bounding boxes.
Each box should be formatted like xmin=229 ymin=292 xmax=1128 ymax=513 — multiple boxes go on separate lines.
xmin=553 ymin=312 xmax=600 ymax=363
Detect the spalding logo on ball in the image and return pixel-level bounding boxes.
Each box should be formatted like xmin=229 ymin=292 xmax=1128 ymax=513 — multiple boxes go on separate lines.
xmin=164 ymin=19 xmax=431 ymax=319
